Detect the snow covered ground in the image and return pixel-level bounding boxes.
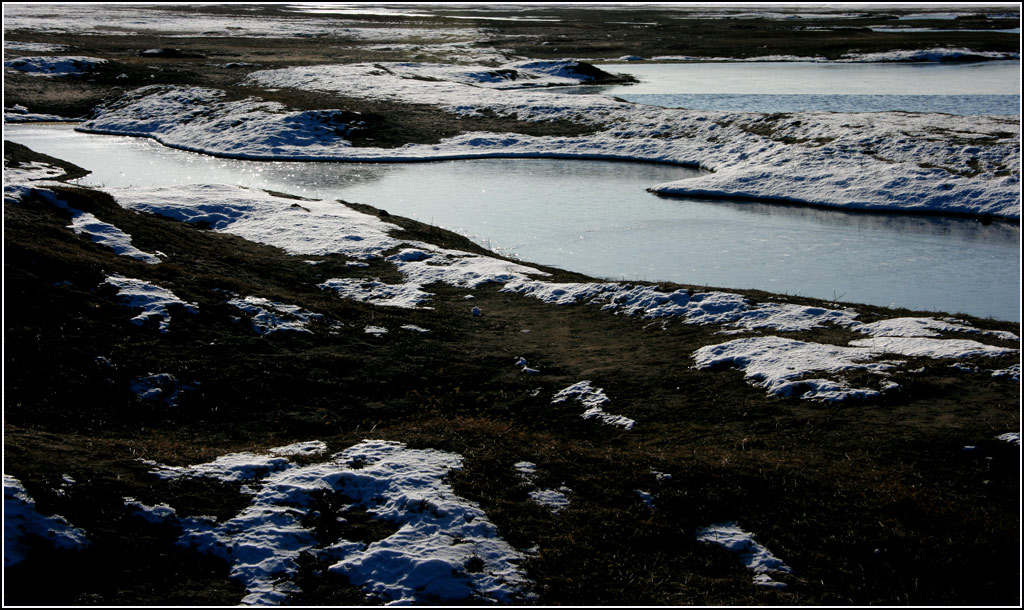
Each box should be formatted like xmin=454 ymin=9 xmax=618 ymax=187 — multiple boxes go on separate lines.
xmin=4 ymin=56 xmax=106 ymax=76
xmin=132 ymin=439 xmax=535 ymax=605
xmin=76 ymin=58 xmax=1020 ymax=218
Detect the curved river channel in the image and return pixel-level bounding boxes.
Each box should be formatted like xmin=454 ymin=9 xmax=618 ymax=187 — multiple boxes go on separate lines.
xmin=6 ymin=124 xmax=1021 ymax=321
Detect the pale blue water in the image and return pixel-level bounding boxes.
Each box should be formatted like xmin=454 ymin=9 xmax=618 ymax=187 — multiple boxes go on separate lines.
xmin=606 ymin=93 xmax=1020 ymax=115
xmin=567 ymin=61 xmax=1022 ymax=115
xmin=6 ymin=124 xmax=1020 ymax=321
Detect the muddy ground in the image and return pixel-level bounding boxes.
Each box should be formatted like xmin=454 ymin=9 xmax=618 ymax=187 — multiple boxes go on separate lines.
xmin=4 ymin=4 xmax=1022 ymax=607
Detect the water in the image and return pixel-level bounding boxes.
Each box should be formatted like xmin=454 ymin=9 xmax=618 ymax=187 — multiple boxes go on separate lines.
xmin=6 ymin=124 xmax=1020 ymax=321
xmin=565 ymin=61 xmax=1021 ymax=115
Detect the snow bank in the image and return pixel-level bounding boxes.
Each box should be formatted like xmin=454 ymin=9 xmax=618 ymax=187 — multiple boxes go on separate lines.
xmin=502 ymin=280 xmax=858 ymax=331
xmin=4 ymin=474 xmax=89 ymax=566
xmin=694 ymin=334 xmax=1018 ymax=401
xmin=388 ymin=246 xmax=549 ymax=290
xmin=693 ymin=336 xmax=899 ymax=402
xmin=4 ymin=104 xmax=77 ymax=122
xmin=103 ymin=274 xmax=198 ymax=333
xmin=2 ymin=3 xmax=479 ymax=41
xmin=4 ymin=55 xmax=106 ymax=76
xmin=3 ymin=159 xmax=66 ymax=182
xmin=19 ymin=188 xmax=163 ymax=264
xmin=552 ymin=381 xmax=636 ymax=430
xmin=79 ymin=86 xmax=360 ymax=159
xmin=847 ymin=336 xmax=1016 ymax=359
xmin=991 ymin=363 xmax=1021 ymax=381
xmin=852 ymin=317 xmax=1019 ymax=341
xmin=840 ymin=48 xmax=1020 ymax=63
xmin=102 ymin=184 xmax=404 ymax=258
xmin=140 ymin=439 xmax=534 ymax=605
xmin=697 ymin=522 xmax=791 ymax=588
xmin=66 ymin=211 xmax=162 ymax=264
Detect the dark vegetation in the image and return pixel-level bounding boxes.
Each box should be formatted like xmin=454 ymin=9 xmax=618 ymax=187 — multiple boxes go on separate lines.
xmin=4 ymin=3 xmax=1021 ymax=606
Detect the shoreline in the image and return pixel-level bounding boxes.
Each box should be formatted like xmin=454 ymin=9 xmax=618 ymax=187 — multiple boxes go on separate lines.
xmin=61 ymin=120 xmax=1023 ymax=225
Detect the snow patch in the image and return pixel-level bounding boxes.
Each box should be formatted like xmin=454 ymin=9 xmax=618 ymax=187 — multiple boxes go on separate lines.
xmin=513 ymin=461 xmax=571 ymax=514
xmin=552 ymin=381 xmax=635 ymax=430
xmin=228 ymin=295 xmax=332 ymax=335
xmin=695 ymin=334 xmax=1017 ymax=401
xmin=4 ymin=55 xmax=106 ymax=76
xmin=103 ymin=184 xmax=404 ymax=258
xmin=996 ymin=432 xmax=1020 ymax=446
xmin=318 ymin=277 xmax=433 ymax=309
xmin=991 ymin=363 xmax=1021 ymax=381
xmin=141 ymin=439 xmax=534 ymax=605
xmin=4 ymin=474 xmax=89 ymax=567
xmin=847 ymin=337 xmax=1017 ymax=359
xmin=853 ymin=317 xmax=1019 ymax=341
xmin=130 ymin=373 xmax=194 ymax=406
xmin=102 ymin=274 xmax=198 ymax=333
xmin=697 ymin=522 xmax=791 ymax=588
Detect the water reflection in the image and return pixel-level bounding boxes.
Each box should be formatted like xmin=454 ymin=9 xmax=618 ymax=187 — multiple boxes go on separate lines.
xmin=6 ymin=124 xmax=1019 ymax=320
xmin=675 ymin=197 xmax=1020 ymax=245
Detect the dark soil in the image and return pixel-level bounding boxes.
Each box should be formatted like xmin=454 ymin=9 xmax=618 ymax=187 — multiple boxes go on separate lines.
xmin=4 ymin=139 xmax=1020 ymax=606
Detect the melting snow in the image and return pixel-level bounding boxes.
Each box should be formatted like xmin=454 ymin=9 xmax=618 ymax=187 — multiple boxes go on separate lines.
xmin=697 ymin=522 xmax=791 ymax=589
xmin=694 ymin=335 xmax=1017 ymax=401
xmin=130 ymin=373 xmax=194 ymax=406
xmin=103 ymin=274 xmax=198 ymax=333
xmin=4 ymin=474 xmax=90 ymax=567
xmin=847 ymin=337 xmax=1016 ymax=359
xmin=318 ymin=277 xmax=433 ymax=309
xmin=102 ymin=184 xmax=404 ymax=258
xmin=19 ymin=188 xmax=163 ymax=264
xmin=996 ymin=432 xmax=1021 ymax=445
xmin=552 ymin=381 xmax=636 ymax=430
xmin=502 ymin=280 xmax=858 ymax=331
xmin=991 ymin=363 xmax=1021 ymax=381
xmin=4 ymin=55 xmax=106 ymax=76
xmin=228 ymin=295 xmax=332 ymax=335
xmin=514 ymin=461 xmax=571 ymax=514
xmin=853 ymin=317 xmax=1020 ymax=341
xmin=139 ymin=439 xmax=534 ymax=605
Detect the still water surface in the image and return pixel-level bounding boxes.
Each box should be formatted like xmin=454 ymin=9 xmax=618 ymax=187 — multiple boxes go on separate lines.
xmin=7 ymin=124 xmax=1020 ymax=321
xmin=567 ymin=61 xmax=1022 ymax=115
